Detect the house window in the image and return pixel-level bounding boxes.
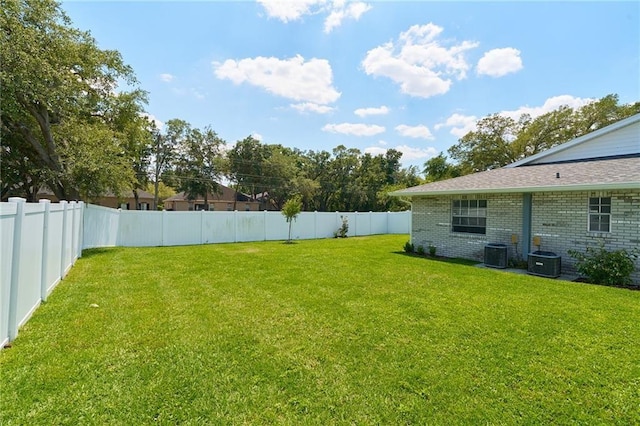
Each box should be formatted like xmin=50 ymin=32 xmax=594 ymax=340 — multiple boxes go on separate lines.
xmin=589 ymin=197 xmax=611 ymax=232
xmin=227 ymin=203 xmax=233 ymax=211
xmin=120 ymin=203 xmax=129 ymax=210
xmin=138 ymin=203 xmax=149 ymax=210
xmin=245 ymin=203 xmax=251 ymax=211
xmin=452 ymin=199 xmax=486 ymax=234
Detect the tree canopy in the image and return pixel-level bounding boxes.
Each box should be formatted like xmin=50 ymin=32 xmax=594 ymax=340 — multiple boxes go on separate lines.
xmin=1 ymin=0 xmax=148 ymax=200
xmin=445 ymin=94 xmax=640 ymax=175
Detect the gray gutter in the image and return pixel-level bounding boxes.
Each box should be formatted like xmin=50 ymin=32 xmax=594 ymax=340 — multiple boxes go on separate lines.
xmin=391 ymin=181 xmax=640 ymax=197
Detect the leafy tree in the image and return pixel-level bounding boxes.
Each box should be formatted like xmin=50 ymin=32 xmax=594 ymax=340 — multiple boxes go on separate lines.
xmin=448 ymin=114 xmax=522 ymax=174
xmin=1 ymin=0 xmax=146 ymax=200
xmin=149 ymin=119 xmax=186 ymax=210
xmin=281 ymin=196 xmax=302 ymax=243
xmin=175 ymin=125 xmax=226 ymax=210
xmin=227 ymin=136 xmax=266 ymax=208
xmin=423 ymin=152 xmax=461 ymax=182
xmin=447 ymin=94 xmax=640 ymax=174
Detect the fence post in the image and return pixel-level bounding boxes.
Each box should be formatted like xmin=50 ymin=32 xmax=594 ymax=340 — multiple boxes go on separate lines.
xmin=162 ymin=210 xmax=168 ymax=246
xmin=314 ymin=211 xmax=318 ymax=239
xmin=264 ymin=210 xmax=267 ymax=241
xmin=70 ymin=201 xmax=77 ymax=263
xmin=39 ymin=200 xmax=51 ymax=302
xmin=200 ymin=209 xmax=205 ymax=245
xmin=354 ymin=212 xmax=358 ymax=237
xmin=59 ymin=201 xmax=68 ymax=279
xmin=7 ymin=197 xmax=25 ymax=341
xmin=78 ymin=202 xmax=84 ymax=256
xmin=234 ymin=210 xmax=238 ymax=243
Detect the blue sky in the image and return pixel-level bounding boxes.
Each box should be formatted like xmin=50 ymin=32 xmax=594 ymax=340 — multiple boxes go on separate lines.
xmin=62 ymin=1 xmax=639 ymax=168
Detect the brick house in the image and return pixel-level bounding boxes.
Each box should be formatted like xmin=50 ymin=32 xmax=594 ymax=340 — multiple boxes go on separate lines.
xmin=163 ymin=184 xmax=261 ymax=211
xmin=37 ymin=188 xmax=154 ymax=210
xmin=393 ymin=114 xmax=640 ymax=284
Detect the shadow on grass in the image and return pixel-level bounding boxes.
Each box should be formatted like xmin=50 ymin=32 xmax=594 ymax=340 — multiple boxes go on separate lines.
xmin=392 ymin=251 xmax=480 ymax=266
xmin=81 ymin=247 xmax=124 ymax=259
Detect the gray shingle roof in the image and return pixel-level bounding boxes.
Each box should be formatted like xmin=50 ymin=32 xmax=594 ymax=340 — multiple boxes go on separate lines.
xmin=393 ymin=156 xmax=640 ymax=196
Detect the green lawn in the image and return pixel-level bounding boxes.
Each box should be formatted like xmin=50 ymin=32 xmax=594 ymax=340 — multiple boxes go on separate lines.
xmin=2 ymin=235 xmax=639 ymax=424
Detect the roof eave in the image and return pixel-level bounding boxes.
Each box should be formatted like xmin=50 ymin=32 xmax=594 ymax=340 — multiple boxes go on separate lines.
xmin=392 ymin=181 xmax=639 ymax=197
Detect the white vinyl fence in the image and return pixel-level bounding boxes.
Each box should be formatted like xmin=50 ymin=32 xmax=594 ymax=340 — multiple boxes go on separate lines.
xmin=0 ymin=198 xmax=83 ymax=347
xmin=83 ymin=204 xmax=410 ymax=248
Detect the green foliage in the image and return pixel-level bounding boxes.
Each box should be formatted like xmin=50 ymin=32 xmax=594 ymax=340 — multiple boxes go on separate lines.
xmin=175 ymin=125 xmax=226 ymax=208
xmin=281 ymin=196 xmax=302 ymax=243
xmin=423 ymin=152 xmax=461 ymax=182
xmin=568 ymin=242 xmax=638 ymax=286
xmin=335 ymin=215 xmax=349 ymax=238
xmin=416 ymin=245 xmax=425 ymax=256
xmin=446 ymin=94 xmax=640 ymax=175
xmin=403 ymin=241 xmax=414 ymax=253
xmin=428 ymin=245 xmax=437 ymax=257
xmin=1 ymin=0 xmax=147 ymax=200
xmin=2 ymin=236 xmax=640 ymax=424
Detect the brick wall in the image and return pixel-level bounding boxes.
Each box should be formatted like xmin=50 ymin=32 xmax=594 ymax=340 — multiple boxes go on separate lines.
xmin=411 ymin=189 xmax=640 ymax=284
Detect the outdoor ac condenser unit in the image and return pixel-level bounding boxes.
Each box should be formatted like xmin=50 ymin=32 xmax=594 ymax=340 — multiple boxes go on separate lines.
xmin=484 ymin=243 xmax=508 ymax=269
xmin=527 ymin=251 xmax=561 ymax=278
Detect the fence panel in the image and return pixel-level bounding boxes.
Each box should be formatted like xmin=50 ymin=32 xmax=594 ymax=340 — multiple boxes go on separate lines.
xmin=0 ymin=199 xmax=83 ymax=346
xmin=83 ymin=204 xmax=120 ymax=248
xmin=44 ymin=204 xmax=64 ymax=295
xmin=118 ymin=210 xmax=163 ymax=247
xmin=0 ymin=202 xmax=17 ymax=347
xmin=15 ymin=203 xmax=46 ymax=333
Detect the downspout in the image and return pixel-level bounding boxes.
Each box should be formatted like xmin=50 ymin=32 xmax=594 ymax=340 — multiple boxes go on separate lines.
xmin=522 ymin=193 xmax=532 ymax=259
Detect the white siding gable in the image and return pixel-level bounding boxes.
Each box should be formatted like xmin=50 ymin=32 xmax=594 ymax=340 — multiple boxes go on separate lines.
xmin=527 ymin=119 xmax=640 ymax=164
xmin=507 ymin=113 xmax=640 ymax=168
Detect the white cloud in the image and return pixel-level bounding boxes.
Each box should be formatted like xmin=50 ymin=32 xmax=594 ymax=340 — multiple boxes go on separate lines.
xmin=396 ymin=144 xmax=438 ymax=161
xmin=365 ymin=144 xmax=438 ymax=161
xmin=252 ymin=132 xmax=263 ymax=141
xmin=436 ymin=95 xmax=596 ymax=139
xmin=325 ymin=2 xmax=372 ymax=33
xmin=354 ymin=106 xmax=389 ymax=117
xmin=159 ymin=73 xmax=174 ymax=83
xmin=362 ymin=23 xmax=479 ymax=98
xmin=140 ymin=113 xmax=164 ymax=130
xmin=291 ymin=102 xmax=335 ymax=114
xmin=395 ymin=124 xmax=434 ymax=140
xmin=500 ymin=95 xmax=595 ymax=120
xmin=322 ymin=122 xmax=385 ymax=136
xmin=257 ymin=0 xmax=372 ymax=32
xmin=435 ymin=113 xmax=478 ymax=138
xmin=364 ymin=146 xmax=387 ymax=156
xmin=214 ymin=55 xmax=340 ymax=105
xmin=256 ymin=0 xmax=323 ymax=22
xmin=477 ymin=48 xmax=523 ymax=77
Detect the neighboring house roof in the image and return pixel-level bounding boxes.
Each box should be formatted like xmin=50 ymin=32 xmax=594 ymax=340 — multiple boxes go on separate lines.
xmin=394 ymin=114 xmax=640 ymax=197
xmin=164 ymin=184 xmax=255 ymax=203
xmin=37 ymin=188 xmax=154 ymax=200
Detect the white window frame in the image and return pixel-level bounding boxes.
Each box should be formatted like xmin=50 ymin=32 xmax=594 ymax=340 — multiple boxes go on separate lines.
xmin=588 ymin=196 xmax=611 ymax=233
xmin=451 ymin=199 xmax=487 ymax=235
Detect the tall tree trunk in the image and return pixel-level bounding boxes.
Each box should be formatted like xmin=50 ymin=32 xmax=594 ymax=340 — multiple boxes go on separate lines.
xmin=153 ymin=179 xmax=159 ymax=211
xmin=133 ymin=188 xmax=140 ymax=210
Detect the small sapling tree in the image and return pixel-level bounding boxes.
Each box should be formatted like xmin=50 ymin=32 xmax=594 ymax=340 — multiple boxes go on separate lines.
xmin=281 ymin=196 xmax=302 ymax=243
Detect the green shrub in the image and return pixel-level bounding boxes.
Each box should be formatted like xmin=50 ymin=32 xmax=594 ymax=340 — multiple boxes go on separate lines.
xmin=403 ymin=241 xmax=414 ymax=253
xmin=335 ymin=216 xmax=349 ymax=238
xmin=416 ymin=245 xmax=425 ymax=256
xmin=568 ymin=242 xmax=638 ymax=286
xmin=428 ymin=245 xmax=437 ymax=257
